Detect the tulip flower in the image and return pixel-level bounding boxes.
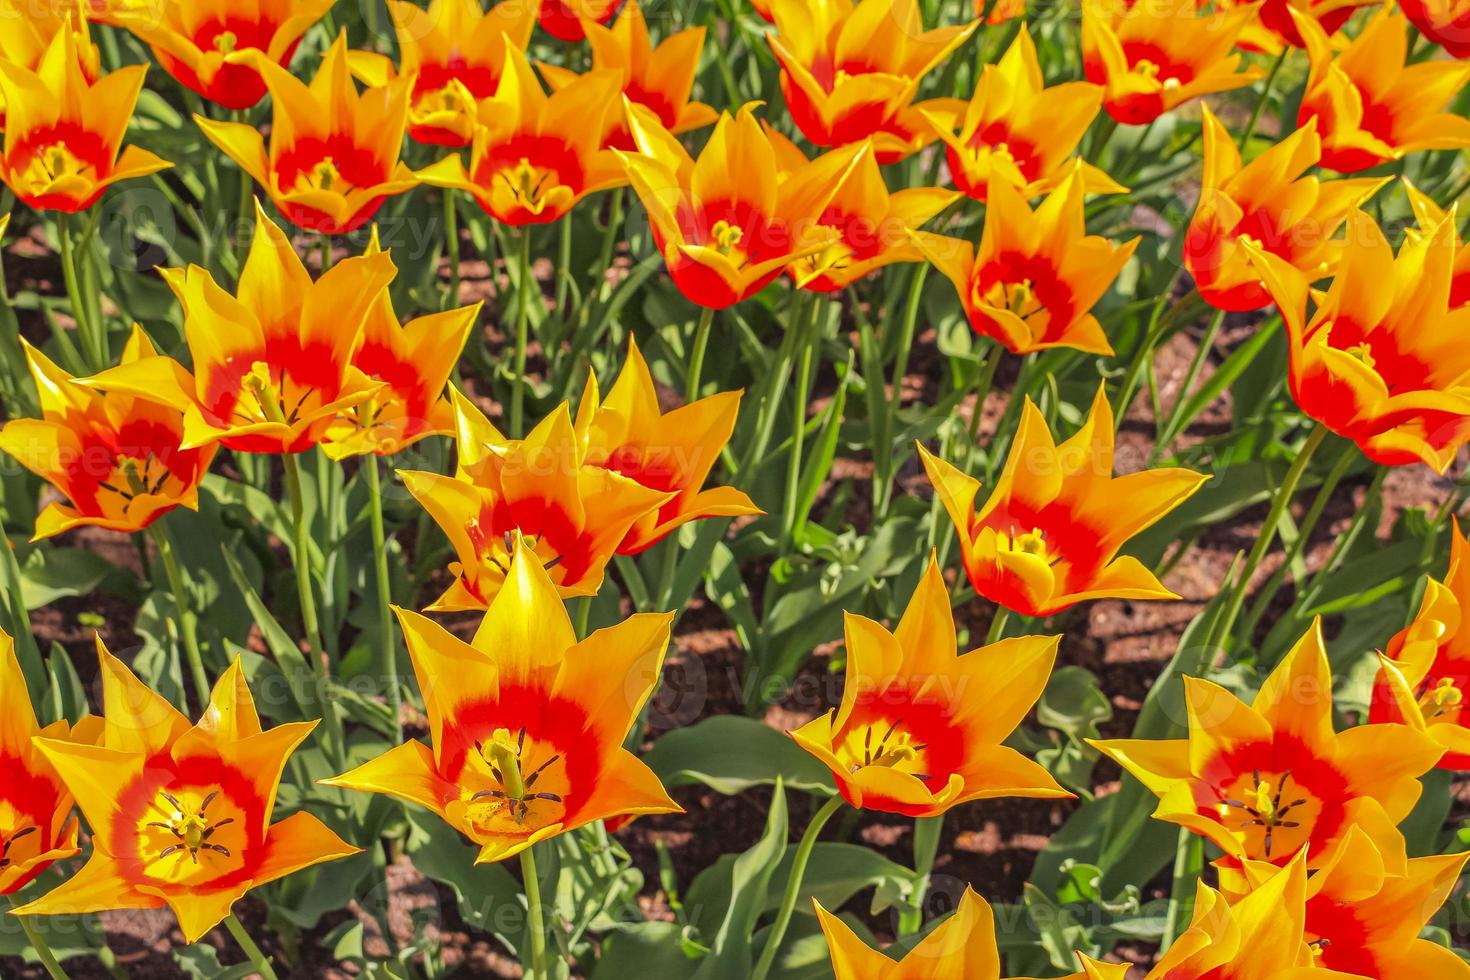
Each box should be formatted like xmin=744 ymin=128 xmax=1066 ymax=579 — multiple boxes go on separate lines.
xmin=919 ymin=385 xmax=1205 ymax=618
xmin=1403 ymin=181 xmax=1470 ymax=311
xmin=0 ymin=628 xmax=100 ymax=896
xmin=760 ymin=131 xmax=957 ymax=291
xmin=1089 ymin=620 xmax=1444 ymax=875
xmin=401 ymin=394 xmax=674 ymax=609
xmin=1401 ymin=0 xmax=1470 ymax=58
xmin=91 ymin=0 xmax=333 ymax=109
xmin=789 ymin=555 xmax=1071 ymax=816
xmin=81 ymin=204 xmax=396 ymax=455
xmin=575 ymin=337 xmax=761 ymax=553
xmin=195 ymin=33 xmax=418 ymax=234
xmin=417 ymin=48 xmax=626 ymax=226
xmin=1183 ymin=107 xmax=1386 ymax=313
xmin=323 ymin=537 xmax=680 ymax=863
xmin=1239 ymin=0 xmax=1378 ymax=51
xmin=766 ymin=0 xmax=978 ymax=163
xmin=912 ymin=169 xmax=1139 ymax=356
xmin=345 ymin=0 xmax=540 ymax=148
xmin=0 ymin=28 xmax=170 ymax=212
xmin=0 ymin=330 xmax=216 ymax=540
xmin=816 ymin=886 xmax=1125 ymax=979
xmin=0 ymin=0 xmax=97 ymax=126
xmin=1296 ymin=7 xmax=1470 ymax=174
xmin=539 ymin=0 xmax=620 ymax=41
xmin=1081 ymin=0 xmax=1264 ymax=126
xmin=1244 ymin=210 xmax=1470 ymax=472
xmin=618 ymin=102 xmax=864 ymax=309
xmin=539 ymin=0 xmax=718 ymax=152
xmin=927 ymin=26 xmax=1123 ymax=202
xmin=1371 ymin=519 xmax=1470 ymax=769
xmin=13 ymin=642 xmax=357 ymax=943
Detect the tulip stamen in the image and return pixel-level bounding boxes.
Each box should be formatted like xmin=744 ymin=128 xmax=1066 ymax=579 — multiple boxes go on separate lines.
xmin=709 ymin=220 xmax=746 ymax=263
xmin=0 ymin=825 xmax=38 ymax=869
xmin=1215 ymin=770 xmax=1308 ymax=858
xmin=147 ymin=789 xmax=237 ymax=864
xmin=1418 ymin=676 xmax=1464 ymax=721
xmin=471 ymin=728 xmax=565 ymax=824
xmin=849 ymin=717 xmax=932 ymax=782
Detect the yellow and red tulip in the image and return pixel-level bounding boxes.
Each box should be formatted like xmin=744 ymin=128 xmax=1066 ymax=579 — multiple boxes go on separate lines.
xmin=1403 ymin=181 xmax=1470 ymax=312
xmin=789 ymin=555 xmax=1072 ymax=816
xmin=766 ymin=0 xmax=977 ymax=163
xmin=1371 ymin=519 xmax=1470 ymax=769
xmin=401 ymin=393 xmax=674 ymax=609
xmin=574 ymin=337 xmax=761 ymax=554
xmin=539 ymin=0 xmax=621 ymax=41
xmin=0 ymin=628 xmax=100 ymax=896
xmin=1081 ymin=0 xmax=1264 ymax=126
xmin=0 ymin=27 xmax=170 ymax=212
xmin=816 ymin=885 xmax=1124 ymax=979
xmin=81 ymin=204 xmax=397 ymax=455
xmin=418 ymin=48 xmax=626 ymax=226
xmin=618 ymin=102 xmax=864 ymax=309
xmin=912 ymin=168 xmax=1139 ymax=356
xmin=91 ymin=0 xmax=333 ymax=109
xmin=1244 ymin=210 xmax=1470 ymax=472
xmin=12 ymin=643 xmax=358 ymax=943
xmin=1089 ymin=620 xmax=1444 ymax=876
xmin=195 ymin=33 xmax=418 ymax=234
xmin=323 ymin=538 xmax=681 ymax=863
xmin=1401 ymin=0 xmax=1470 ymax=57
xmin=0 ymin=0 xmax=98 ymax=127
xmin=919 ymin=385 xmax=1204 ymax=618
xmin=1296 ymin=6 xmax=1470 ymax=174
xmin=1183 ymin=107 xmax=1385 ymax=313
xmin=540 ymin=0 xmax=718 ymax=152
xmin=928 ymin=26 xmax=1122 ymax=202
xmin=0 ymin=330 xmax=216 ymax=541
xmin=1243 ymin=0 xmax=1378 ymax=51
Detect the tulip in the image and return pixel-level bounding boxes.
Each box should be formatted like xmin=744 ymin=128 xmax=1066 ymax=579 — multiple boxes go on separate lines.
xmin=80 ymin=203 xmax=397 ymax=455
xmin=912 ymin=169 xmax=1139 ymax=356
xmin=1182 ymin=107 xmax=1385 ymax=313
xmin=0 ymin=0 xmax=98 ymax=126
xmin=789 ymin=555 xmax=1072 ymax=816
xmin=323 ymin=537 xmax=680 ymax=863
xmin=345 ymin=0 xmax=540 ymax=148
xmin=1371 ymin=519 xmax=1470 ymax=769
xmin=1401 ymin=0 xmax=1470 ymax=57
xmin=13 ymin=643 xmax=357 ymax=943
xmin=1241 ymin=0 xmax=1378 ymax=51
xmin=0 ymin=628 xmax=100 ymax=897
xmin=1089 ymin=620 xmax=1444 ymax=876
xmin=417 ymin=48 xmax=626 ymax=226
xmin=575 ymin=337 xmax=761 ymax=554
xmin=1403 ymin=181 xmax=1470 ymax=311
xmin=920 ymin=385 xmax=1205 ymax=618
xmin=929 ymin=26 xmax=1123 ymax=202
xmin=401 ymin=392 xmax=674 ymax=609
xmin=1244 ymin=210 xmax=1470 ymax=471
xmin=816 ymin=886 xmax=1125 ymax=979
xmin=91 ymin=0 xmax=334 ymax=109
xmin=196 ymin=33 xmax=418 ymax=234
xmin=0 ymin=330 xmax=216 ymax=540
xmin=0 ymin=27 xmax=170 ymax=212
xmin=618 ymin=102 xmax=864 ymax=309
xmin=539 ymin=0 xmax=620 ymax=41
xmin=766 ymin=0 xmax=977 ymax=163
xmin=540 ymin=0 xmax=718 ymax=152
xmin=1082 ymin=0 xmax=1264 ymax=126
xmin=1296 ymin=6 xmax=1470 ymax=174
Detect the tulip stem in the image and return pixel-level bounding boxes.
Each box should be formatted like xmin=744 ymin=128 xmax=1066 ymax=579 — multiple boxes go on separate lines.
xmin=282 ymin=451 xmax=345 ymax=764
xmin=877 ymin=265 xmax=929 ymax=514
xmin=364 ymin=457 xmax=402 ymax=741
xmin=149 ymin=522 xmax=211 ymax=710
xmin=686 ymin=305 xmax=716 ymax=402
xmin=57 ymin=215 xmax=102 ymax=372
xmin=780 ymin=297 xmax=821 ymax=552
xmin=8 ymin=897 xmax=70 ymax=980
xmin=1239 ymin=48 xmax=1288 ymax=150
xmin=224 ymin=913 xmax=280 ymax=980
xmin=444 ymin=190 xmax=461 ymax=305
xmin=1155 ymin=307 xmax=1227 ymax=452
xmin=511 ymin=227 xmax=533 ymax=437
xmin=519 ymin=845 xmax=551 ymax=980
xmin=751 ymin=793 xmax=845 ymax=980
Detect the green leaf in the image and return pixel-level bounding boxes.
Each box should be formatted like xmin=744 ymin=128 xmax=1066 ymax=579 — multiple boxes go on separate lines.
xmin=593 ymin=922 xmax=695 ymax=979
xmin=1037 ymin=667 xmax=1113 ymax=740
xmin=18 ymin=546 xmax=120 ymax=609
xmin=404 ymin=807 xmax=523 ymax=940
xmin=644 ymin=715 xmax=835 ymax=796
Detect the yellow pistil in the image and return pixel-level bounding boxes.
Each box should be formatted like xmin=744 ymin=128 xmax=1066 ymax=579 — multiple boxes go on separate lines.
xmin=710 ymin=219 xmax=744 ymax=257
xmin=994 ymin=526 xmax=1057 ymax=564
xmin=213 ymin=31 xmax=237 ymax=55
xmin=498 ymin=158 xmax=556 ymax=210
xmin=842 ymin=717 xmax=930 ymax=782
xmin=1343 ymin=342 xmax=1377 ymax=370
xmin=292 ymin=158 xmax=347 ymax=196
xmin=983 ymin=278 xmax=1043 ymax=320
xmin=1419 ymin=677 xmax=1463 ymax=722
xmin=19 ymin=143 xmax=91 ymax=193
xmin=469 ymin=726 xmax=563 ymax=825
xmin=147 ymin=789 xmax=235 ymax=863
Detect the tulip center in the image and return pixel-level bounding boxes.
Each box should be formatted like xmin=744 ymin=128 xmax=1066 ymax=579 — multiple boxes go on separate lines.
xmin=1418 ymin=677 xmax=1464 ymax=722
xmin=466 ymin=726 xmax=566 ymax=827
xmin=497 ymin=158 xmax=558 ymax=212
xmin=463 ymin=526 xmax=565 ymax=599
xmin=19 ymin=143 xmax=94 ymax=193
xmin=0 ymin=823 xmax=38 ymax=871
xmin=709 ymin=219 xmax=745 ymax=258
xmin=142 ymin=789 xmax=240 ymax=869
xmin=995 ymin=526 xmax=1059 ymax=565
xmin=981 ymin=278 xmax=1044 ymax=320
xmin=240 ymin=360 xmax=316 ymax=429
xmin=839 ymin=717 xmax=933 ymax=784
xmin=1342 ymin=342 xmax=1377 ymax=370
xmin=1213 ymin=769 xmax=1321 ymax=860
xmin=213 ymin=31 xmax=237 ymax=55
xmin=98 ymin=453 xmax=180 ymax=512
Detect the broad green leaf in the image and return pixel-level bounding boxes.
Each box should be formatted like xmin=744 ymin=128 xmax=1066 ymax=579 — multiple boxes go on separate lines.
xmin=643 ymin=715 xmax=835 ymax=795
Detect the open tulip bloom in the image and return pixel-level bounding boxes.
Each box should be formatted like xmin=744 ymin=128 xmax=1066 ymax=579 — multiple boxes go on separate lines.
xmin=0 ymin=0 xmax=98 ymax=126
xmin=12 ymin=643 xmax=357 ymax=943
xmin=323 ymin=538 xmax=681 ymax=864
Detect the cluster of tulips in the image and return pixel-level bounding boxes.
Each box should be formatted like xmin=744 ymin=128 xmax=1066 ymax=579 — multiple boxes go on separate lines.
xmin=0 ymin=0 xmax=1469 ymax=976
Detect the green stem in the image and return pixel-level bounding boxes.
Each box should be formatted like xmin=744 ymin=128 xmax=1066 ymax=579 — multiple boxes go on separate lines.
xmin=967 ymin=344 xmax=1002 ymax=446
xmin=750 ymin=794 xmax=845 ymax=980
xmin=511 ymin=228 xmax=533 ymax=436
xmin=223 ymin=913 xmax=280 ymax=980
xmin=234 ymin=110 xmax=253 ymax=276
xmin=554 ymin=215 xmax=571 ymax=320
xmin=57 ymin=215 xmax=102 ymax=371
xmin=686 ymin=305 xmax=716 ymax=402
xmin=781 ymin=299 xmax=821 ymax=552
xmin=877 ymin=266 xmax=928 ymax=514
xmin=1156 ymin=307 xmax=1227 ymax=450
xmin=1161 ymin=828 xmax=1201 ymax=948
xmin=150 ymin=522 xmax=210 ymax=709
xmin=573 ymin=595 xmax=592 ymax=639
xmin=8 ymin=896 xmax=70 ymax=980
xmin=317 ymin=234 xmax=333 ymax=274
xmin=365 ymin=458 xmax=402 ymax=742
xmin=519 ymin=845 xmax=550 ymax=980
xmin=985 ymin=606 xmax=1010 ymax=644
xmin=1112 ymin=281 xmax=1183 ymax=430
xmin=282 ymin=451 xmax=344 ymax=763
xmin=655 ymin=533 xmax=680 ymax=612
xmin=445 ymin=191 xmax=461 ymax=305
xmin=1239 ymin=49 xmax=1288 ymax=150
xmin=737 ymin=301 xmax=804 ymax=479
xmin=898 ymin=813 xmax=943 ymax=934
